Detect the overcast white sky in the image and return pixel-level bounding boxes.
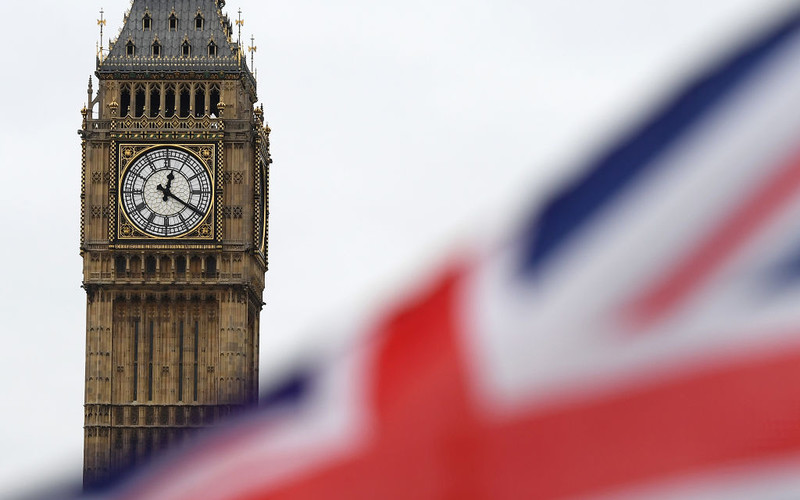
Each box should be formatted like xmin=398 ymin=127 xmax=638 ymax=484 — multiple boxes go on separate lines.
xmin=0 ymin=0 xmax=796 ymax=494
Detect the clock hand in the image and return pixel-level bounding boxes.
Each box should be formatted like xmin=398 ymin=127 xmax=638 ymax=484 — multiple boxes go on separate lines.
xmin=164 ymin=190 xmax=205 ymax=216
xmin=162 ymin=171 xmax=175 ymax=201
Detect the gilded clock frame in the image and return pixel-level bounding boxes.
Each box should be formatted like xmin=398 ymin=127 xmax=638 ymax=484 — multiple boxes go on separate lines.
xmin=112 ymin=142 xmax=221 ymax=245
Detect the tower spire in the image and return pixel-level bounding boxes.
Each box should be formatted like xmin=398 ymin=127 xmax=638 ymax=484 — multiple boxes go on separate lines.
xmin=248 ymin=34 xmax=257 ymax=74
xmin=236 ymin=8 xmax=244 ymax=48
xmin=87 ymin=77 xmax=93 ymax=110
xmin=97 ymin=8 xmax=107 ymax=63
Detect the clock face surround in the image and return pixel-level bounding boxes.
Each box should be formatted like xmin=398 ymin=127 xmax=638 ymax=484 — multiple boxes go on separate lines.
xmin=119 ymin=146 xmax=213 ymax=238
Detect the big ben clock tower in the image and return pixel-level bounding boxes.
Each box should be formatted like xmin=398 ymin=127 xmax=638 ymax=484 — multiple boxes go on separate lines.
xmin=79 ymin=0 xmax=271 ymax=489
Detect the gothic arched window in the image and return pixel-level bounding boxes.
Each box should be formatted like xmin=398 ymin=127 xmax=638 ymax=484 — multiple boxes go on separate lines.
xmin=209 ymin=85 xmax=221 ymax=117
xmin=208 ymin=41 xmax=218 ymax=57
xmin=129 ymin=256 xmax=141 ymax=275
xmin=152 ymin=40 xmax=162 ymax=57
xmin=115 ymin=256 xmax=126 ymax=277
xmin=169 ymin=12 xmax=179 ymax=31
xmin=176 ymin=256 xmax=187 ymax=275
xmin=142 ymin=13 xmax=152 ymax=31
xmin=120 ymin=84 xmax=131 ymax=116
xmin=144 ymin=256 xmax=156 ymax=276
xmin=126 ymin=40 xmax=136 ymax=57
xmin=195 ymin=12 xmax=204 ymax=30
xmin=205 ymin=256 xmax=217 ymax=276
xmin=181 ymin=40 xmax=192 ymax=58
xmin=164 ymin=84 xmax=176 ymax=118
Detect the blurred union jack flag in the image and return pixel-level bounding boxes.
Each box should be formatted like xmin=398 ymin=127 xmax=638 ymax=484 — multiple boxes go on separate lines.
xmin=101 ymin=7 xmax=800 ymax=500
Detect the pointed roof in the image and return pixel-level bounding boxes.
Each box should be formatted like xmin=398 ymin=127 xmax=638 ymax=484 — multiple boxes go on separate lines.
xmin=98 ymin=0 xmax=253 ymax=84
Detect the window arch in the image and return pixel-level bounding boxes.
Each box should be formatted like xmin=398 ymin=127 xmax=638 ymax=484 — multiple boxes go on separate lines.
xmin=208 ymin=40 xmax=218 ymax=57
xmin=164 ymin=84 xmax=176 ymax=118
xmin=189 ymin=256 xmax=202 ymax=275
xmin=142 ymin=12 xmax=152 ymax=31
xmin=120 ymin=84 xmax=132 ymax=116
xmin=181 ymin=40 xmax=192 ymax=58
xmin=178 ymin=84 xmax=191 ymax=117
xmin=169 ymin=11 xmax=179 ymax=31
xmin=151 ymin=39 xmax=162 ymax=58
xmin=144 ymin=256 xmax=156 ymax=276
xmin=149 ymin=84 xmax=160 ymax=117
xmin=176 ymin=256 xmax=187 ymax=275
xmin=195 ymin=85 xmax=206 ymax=117
xmin=209 ymin=84 xmax=221 ymax=117
xmin=160 ymin=256 xmax=171 ymax=275
xmin=129 ymin=256 xmax=142 ymax=275
xmin=126 ymin=40 xmax=136 ymax=57
xmin=134 ymin=84 xmax=146 ymax=117
xmin=205 ymin=256 xmax=217 ymax=276
xmin=195 ymin=12 xmax=205 ymax=30
xmin=115 ymin=256 xmax=127 ymax=277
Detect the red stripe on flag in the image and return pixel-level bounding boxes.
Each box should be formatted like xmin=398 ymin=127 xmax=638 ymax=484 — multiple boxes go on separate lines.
xmin=226 ymin=266 xmax=800 ymax=500
xmin=479 ymin=343 xmax=800 ymax=499
xmin=626 ymin=144 xmax=800 ymax=328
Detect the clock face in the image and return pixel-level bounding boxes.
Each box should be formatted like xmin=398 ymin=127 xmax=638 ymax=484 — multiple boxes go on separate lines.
xmin=120 ymin=146 xmax=213 ymax=238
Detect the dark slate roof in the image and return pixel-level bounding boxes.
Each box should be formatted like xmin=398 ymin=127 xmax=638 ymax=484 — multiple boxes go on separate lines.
xmin=98 ymin=0 xmax=253 ymax=81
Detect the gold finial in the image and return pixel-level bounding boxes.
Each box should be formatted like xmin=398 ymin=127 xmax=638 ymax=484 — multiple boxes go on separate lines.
xmin=236 ymin=8 xmax=244 ymax=47
xmin=97 ymin=8 xmax=107 ymax=63
xmin=248 ymin=34 xmax=257 ymax=72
